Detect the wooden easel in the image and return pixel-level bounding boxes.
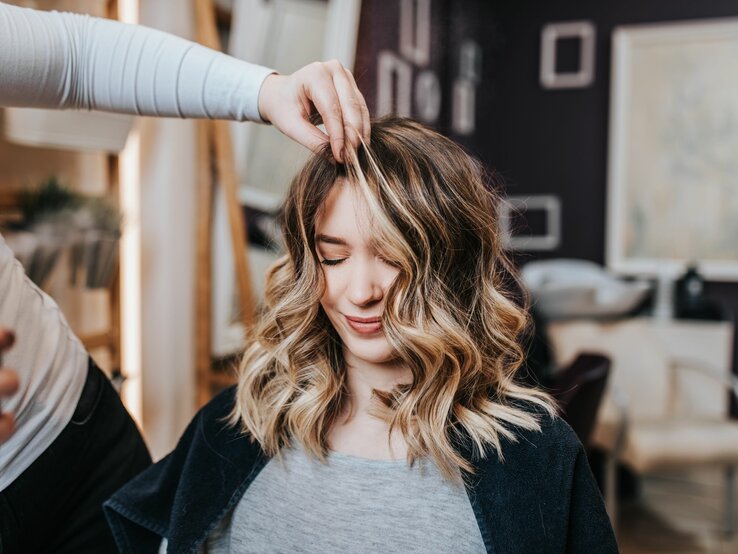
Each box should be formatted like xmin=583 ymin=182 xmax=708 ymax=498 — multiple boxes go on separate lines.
xmin=194 ymin=0 xmax=257 ymax=407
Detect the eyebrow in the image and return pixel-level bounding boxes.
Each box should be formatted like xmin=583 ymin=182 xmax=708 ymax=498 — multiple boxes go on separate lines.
xmin=315 ymin=234 xmax=348 ymax=246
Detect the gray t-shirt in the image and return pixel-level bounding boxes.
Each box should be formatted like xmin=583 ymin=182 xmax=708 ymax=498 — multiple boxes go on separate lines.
xmin=205 ymin=443 xmax=486 ymax=553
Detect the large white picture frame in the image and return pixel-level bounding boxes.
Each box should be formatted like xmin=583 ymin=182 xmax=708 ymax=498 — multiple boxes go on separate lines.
xmin=606 ymin=18 xmax=738 ymax=281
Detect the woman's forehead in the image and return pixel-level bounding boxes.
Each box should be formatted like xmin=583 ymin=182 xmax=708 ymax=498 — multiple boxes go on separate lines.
xmin=314 ymin=181 xmax=378 ymax=247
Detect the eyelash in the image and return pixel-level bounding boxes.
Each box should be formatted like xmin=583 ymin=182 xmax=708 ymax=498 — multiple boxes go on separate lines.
xmin=319 ymin=257 xmax=395 ymax=267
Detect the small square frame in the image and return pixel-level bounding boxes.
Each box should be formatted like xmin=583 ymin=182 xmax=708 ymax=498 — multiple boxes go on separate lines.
xmin=500 ymin=195 xmax=562 ymax=251
xmin=540 ymin=21 xmax=596 ymax=89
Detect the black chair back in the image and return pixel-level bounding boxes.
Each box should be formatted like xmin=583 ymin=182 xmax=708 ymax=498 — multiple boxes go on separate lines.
xmin=548 ymin=353 xmax=610 ymax=448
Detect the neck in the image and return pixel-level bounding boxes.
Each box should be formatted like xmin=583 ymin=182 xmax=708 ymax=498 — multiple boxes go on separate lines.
xmin=327 ymin=350 xmax=413 ymax=460
xmin=341 ymin=351 xmax=412 ymax=421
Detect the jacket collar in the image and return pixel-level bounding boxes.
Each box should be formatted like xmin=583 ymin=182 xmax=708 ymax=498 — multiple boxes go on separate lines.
xmin=105 ymin=390 xmax=585 ymax=554
xmin=106 ymin=388 xmax=496 ymax=553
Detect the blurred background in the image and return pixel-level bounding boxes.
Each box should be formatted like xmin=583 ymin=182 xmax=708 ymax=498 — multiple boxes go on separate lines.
xmin=1 ymin=1 xmax=737 ymax=551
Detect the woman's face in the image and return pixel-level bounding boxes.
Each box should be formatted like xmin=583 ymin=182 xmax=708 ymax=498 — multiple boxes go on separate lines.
xmin=315 ymin=180 xmax=399 ymax=366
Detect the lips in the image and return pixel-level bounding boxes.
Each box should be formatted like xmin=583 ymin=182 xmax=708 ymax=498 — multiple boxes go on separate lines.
xmin=344 ymin=315 xmax=382 ymax=335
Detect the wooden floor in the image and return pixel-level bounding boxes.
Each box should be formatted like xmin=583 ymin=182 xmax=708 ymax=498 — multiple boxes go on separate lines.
xmin=618 ymin=468 xmax=738 ymax=553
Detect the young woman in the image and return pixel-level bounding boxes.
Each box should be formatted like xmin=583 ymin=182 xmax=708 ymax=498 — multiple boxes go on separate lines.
xmin=105 ymin=117 xmax=618 ymax=553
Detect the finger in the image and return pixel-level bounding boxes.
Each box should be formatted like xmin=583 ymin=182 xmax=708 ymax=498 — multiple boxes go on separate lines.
xmin=278 ymin=111 xmax=331 ymax=155
xmin=306 ymin=67 xmax=346 ymax=162
xmin=0 ymin=413 xmax=15 ymax=444
xmin=0 ymin=329 xmax=15 ymax=350
xmin=331 ymin=67 xmax=365 ymax=149
xmin=343 ymin=69 xmax=371 ymax=144
xmin=0 ymin=368 xmax=20 ymax=397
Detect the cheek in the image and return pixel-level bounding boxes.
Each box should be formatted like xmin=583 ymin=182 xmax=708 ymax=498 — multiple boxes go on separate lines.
xmin=319 ymin=294 xmax=334 ymax=318
xmin=319 ymin=268 xmax=339 ymax=309
xmin=381 ymin=267 xmax=401 ymax=291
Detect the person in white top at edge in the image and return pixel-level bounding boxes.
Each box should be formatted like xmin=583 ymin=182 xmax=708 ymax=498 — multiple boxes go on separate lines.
xmin=0 ymin=2 xmax=369 ymax=552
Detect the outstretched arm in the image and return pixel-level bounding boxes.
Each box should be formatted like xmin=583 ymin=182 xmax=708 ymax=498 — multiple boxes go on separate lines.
xmin=0 ymin=1 xmax=369 ymax=160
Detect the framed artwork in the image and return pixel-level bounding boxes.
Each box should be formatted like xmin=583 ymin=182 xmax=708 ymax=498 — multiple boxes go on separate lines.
xmin=606 ymin=19 xmax=738 ymax=280
xmin=539 ymin=21 xmax=596 ymax=90
xmin=211 ymin=0 xmax=363 ymax=357
xmin=500 ymin=195 xmax=562 ymax=251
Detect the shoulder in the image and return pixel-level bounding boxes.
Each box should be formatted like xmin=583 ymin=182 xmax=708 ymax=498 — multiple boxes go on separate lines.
xmin=199 ymin=385 xmax=238 ymax=427
xmin=192 ymin=385 xmax=263 ymax=461
xmin=469 ymin=405 xmax=584 ymax=481
xmin=464 ymin=407 xmax=616 ymax=552
xmin=509 ymin=408 xmax=581 ymax=455
xmin=104 ymin=386 xmax=264 ymax=551
xmin=464 ymin=408 xmax=585 ymax=525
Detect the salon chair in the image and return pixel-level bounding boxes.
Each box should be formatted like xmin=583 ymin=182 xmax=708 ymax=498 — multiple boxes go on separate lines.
xmin=547 ymin=318 xmax=738 ymax=537
xmin=547 ymin=353 xmax=610 ymax=448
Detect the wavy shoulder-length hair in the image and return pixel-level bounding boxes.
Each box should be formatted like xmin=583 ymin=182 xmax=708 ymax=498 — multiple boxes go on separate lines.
xmin=230 ymin=116 xmax=555 ymax=481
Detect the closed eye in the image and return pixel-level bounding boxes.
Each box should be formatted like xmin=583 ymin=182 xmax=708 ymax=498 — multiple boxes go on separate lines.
xmin=320 ymin=258 xmax=345 ymax=266
xmin=377 ymin=256 xmax=399 ymax=268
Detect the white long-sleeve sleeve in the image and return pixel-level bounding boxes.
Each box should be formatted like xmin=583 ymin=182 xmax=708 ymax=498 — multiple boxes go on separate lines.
xmin=0 ymin=233 xmax=89 ymax=491
xmin=0 ymin=1 xmax=274 ymax=121
xmin=0 ymin=1 xmax=275 ymax=491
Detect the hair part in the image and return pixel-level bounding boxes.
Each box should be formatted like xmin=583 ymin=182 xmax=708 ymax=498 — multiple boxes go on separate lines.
xmin=230 ymin=116 xmax=555 ymax=482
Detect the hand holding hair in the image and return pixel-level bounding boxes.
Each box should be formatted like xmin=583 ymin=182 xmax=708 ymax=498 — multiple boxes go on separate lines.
xmin=257 ymin=60 xmax=371 ymax=163
xmin=0 ymin=329 xmax=18 ymax=444
xmin=0 ymin=2 xmax=372 ymax=159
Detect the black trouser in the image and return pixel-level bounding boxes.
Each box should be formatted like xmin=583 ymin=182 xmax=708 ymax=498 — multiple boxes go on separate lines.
xmin=0 ymin=359 xmax=152 ymax=553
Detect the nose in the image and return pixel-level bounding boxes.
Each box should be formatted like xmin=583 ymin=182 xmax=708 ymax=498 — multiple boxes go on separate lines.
xmin=346 ymin=259 xmax=384 ymax=307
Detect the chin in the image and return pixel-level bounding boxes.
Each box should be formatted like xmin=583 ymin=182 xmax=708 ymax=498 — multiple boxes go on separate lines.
xmin=343 ymin=337 xmax=396 ymax=365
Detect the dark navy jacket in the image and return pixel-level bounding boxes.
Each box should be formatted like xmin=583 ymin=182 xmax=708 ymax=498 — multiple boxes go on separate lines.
xmin=103 ymin=387 xmax=618 ymax=553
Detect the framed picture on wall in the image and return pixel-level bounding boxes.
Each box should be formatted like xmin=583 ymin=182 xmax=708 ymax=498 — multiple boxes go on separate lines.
xmin=606 ymin=18 xmax=738 ymax=281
